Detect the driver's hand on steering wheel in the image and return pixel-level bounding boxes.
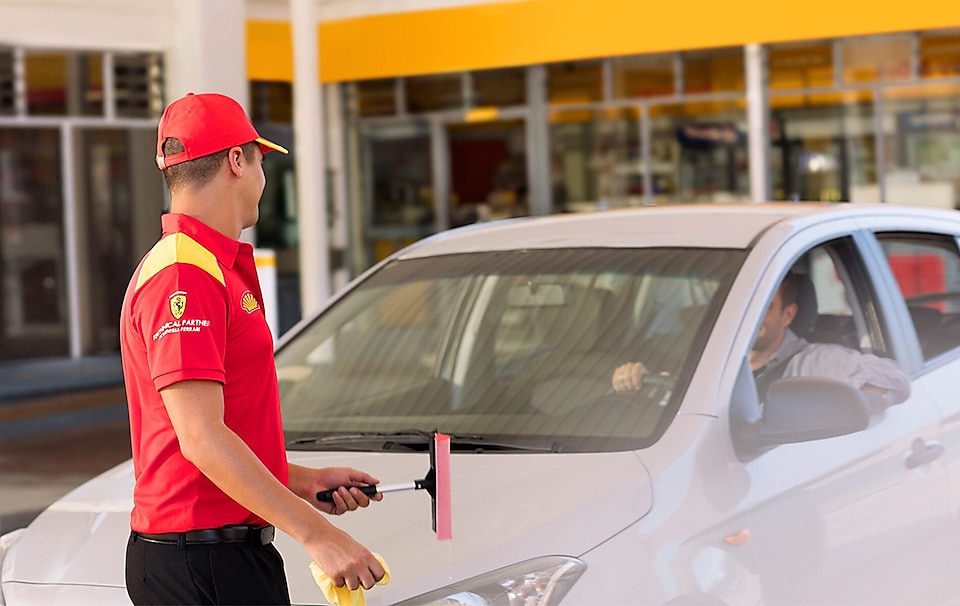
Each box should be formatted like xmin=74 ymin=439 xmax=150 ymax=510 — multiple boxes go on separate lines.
xmin=612 ymin=362 xmax=648 ymax=392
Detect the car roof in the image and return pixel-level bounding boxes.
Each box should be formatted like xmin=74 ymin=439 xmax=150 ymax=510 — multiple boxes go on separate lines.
xmin=396 ymin=202 xmax=958 ymax=259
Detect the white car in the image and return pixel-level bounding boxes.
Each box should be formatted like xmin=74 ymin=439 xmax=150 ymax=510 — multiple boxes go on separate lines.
xmin=4 ymin=202 xmax=960 ymax=605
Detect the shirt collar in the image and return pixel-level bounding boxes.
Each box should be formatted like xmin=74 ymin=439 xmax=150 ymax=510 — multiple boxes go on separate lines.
xmin=766 ymin=328 xmax=807 ymax=367
xmin=161 ymin=213 xmax=243 ymax=269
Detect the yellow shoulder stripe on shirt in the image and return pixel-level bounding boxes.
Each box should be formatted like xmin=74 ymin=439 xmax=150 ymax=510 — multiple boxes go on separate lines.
xmin=135 ymin=233 xmax=225 ymax=290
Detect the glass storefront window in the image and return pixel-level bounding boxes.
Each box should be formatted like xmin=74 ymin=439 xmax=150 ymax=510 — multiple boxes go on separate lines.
xmin=841 ymin=35 xmax=913 ymax=84
xmin=920 ymin=31 xmax=960 ymax=79
xmin=361 ymin=125 xmax=434 ymax=266
xmin=255 ymin=140 xmax=298 ymax=251
xmin=0 ymin=127 xmax=68 ymax=360
xmin=549 ymin=108 xmax=640 ymax=210
xmin=472 ymin=67 xmax=526 ymax=107
xmin=257 ymin=149 xmax=301 ymax=335
xmin=612 ymin=54 xmax=675 ymax=99
xmin=25 ymin=51 xmax=68 ymax=115
xmin=342 ymin=30 xmax=960 ymax=277
xmin=79 ymin=53 xmax=104 ymax=116
xmin=24 ymin=52 xmax=67 ymax=116
xmin=881 ymin=83 xmax=960 ymax=209
xmin=81 ymin=129 xmax=134 ymax=352
xmin=769 ymin=97 xmax=877 ymax=202
xmin=251 ymin=80 xmax=294 ymax=124
xmin=448 ymin=119 xmax=527 ymax=224
xmin=0 ymin=49 xmax=13 ymax=116
xmin=354 ymin=79 xmax=396 ymax=117
xmin=25 ymin=50 xmax=103 ymax=116
xmin=0 ymin=45 xmax=165 ymax=364
xmin=406 ymin=73 xmax=462 ymax=113
xmin=547 ymin=60 xmax=604 ymax=105
xmin=113 ymin=53 xmax=164 ymax=119
xmin=649 ymin=100 xmax=749 ymax=203
xmin=768 ymin=41 xmax=835 ymax=90
xmin=683 ymin=48 xmax=744 ymax=94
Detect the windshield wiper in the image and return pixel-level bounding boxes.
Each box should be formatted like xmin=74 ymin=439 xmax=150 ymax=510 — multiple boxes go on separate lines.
xmin=288 ymin=430 xmax=444 ymax=449
xmin=287 ymin=431 xmax=565 ymax=452
xmin=446 ymin=435 xmax=564 ymax=453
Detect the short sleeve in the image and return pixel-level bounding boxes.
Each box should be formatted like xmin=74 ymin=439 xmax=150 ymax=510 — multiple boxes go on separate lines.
xmin=131 ymin=263 xmax=229 ymax=390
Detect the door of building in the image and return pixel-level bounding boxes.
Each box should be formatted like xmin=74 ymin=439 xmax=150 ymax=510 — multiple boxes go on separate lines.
xmin=446 ymin=119 xmax=528 ymax=226
xmin=359 ymin=123 xmax=435 ymax=267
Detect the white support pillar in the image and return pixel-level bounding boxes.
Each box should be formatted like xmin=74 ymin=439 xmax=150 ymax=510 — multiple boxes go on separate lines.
xmin=291 ymin=0 xmax=331 ymax=316
xmin=61 ymin=126 xmax=83 ymax=358
xmin=167 ymin=0 xmax=248 ymax=104
xmin=745 ymin=44 xmax=770 ymax=203
xmin=325 ymin=83 xmax=351 ymax=294
xmin=526 ymin=65 xmax=551 ymax=215
xmin=168 ymin=0 xmax=255 ymax=245
xmin=430 ymin=117 xmax=450 ymax=232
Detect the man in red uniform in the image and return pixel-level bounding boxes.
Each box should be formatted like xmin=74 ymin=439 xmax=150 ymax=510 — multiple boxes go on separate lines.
xmin=120 ymin=92 xmax=386 ymax=605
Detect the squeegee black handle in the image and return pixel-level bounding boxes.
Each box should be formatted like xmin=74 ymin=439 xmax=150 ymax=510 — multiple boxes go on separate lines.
xmin=316 ymin=485 xmax=379 ymax=503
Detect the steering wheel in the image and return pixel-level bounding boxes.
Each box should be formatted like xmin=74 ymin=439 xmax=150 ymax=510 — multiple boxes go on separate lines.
xmin=596 ymin=372 xmax=677 ymax=408
xmin=640 ymin=373 xmax=676 ymax=407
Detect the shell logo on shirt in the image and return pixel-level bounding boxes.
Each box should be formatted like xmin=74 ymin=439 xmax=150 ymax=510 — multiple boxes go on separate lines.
xmin=240 ymin=290 xmax=260 ymax=314
xmin=169 ymin=291 xmax=187 ymax=319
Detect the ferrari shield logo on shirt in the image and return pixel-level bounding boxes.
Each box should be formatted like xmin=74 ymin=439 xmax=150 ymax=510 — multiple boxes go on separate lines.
xmin=169 ymin=291 xmax=187 ymax=319
xmin=153 ymin=290 xmax=210 ymax=341
xmin=240 ymin=290 xmax=260 ymax=314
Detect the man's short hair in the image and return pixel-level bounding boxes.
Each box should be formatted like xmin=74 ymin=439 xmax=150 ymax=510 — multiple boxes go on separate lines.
xmin=779 ymin=272 xmax=801 ymax=308
xmin=161 ymin=139 xmax=258 ymax=191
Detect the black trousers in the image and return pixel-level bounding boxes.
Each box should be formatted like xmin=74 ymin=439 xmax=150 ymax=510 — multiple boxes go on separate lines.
xmin=125 ymin=532 xmax=291 ymax=605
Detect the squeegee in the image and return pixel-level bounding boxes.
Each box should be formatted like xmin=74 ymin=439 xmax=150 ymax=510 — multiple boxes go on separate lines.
xmin=316 ymin=431 xmax=452 ymax=540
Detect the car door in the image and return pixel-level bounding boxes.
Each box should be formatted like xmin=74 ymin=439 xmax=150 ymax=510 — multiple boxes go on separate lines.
xmin=872 ymin=230 xmax=960 ymax=584
xmin=724 ymin=234 xmax=951 ymax=605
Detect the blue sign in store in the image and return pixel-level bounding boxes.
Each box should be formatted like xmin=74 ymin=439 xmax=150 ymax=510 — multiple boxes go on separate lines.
xmin=899 ymin=111 xmax=960 ymax=132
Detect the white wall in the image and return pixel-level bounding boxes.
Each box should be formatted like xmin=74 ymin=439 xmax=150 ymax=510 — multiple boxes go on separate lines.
xmin=248 ymin=0 xmax=510 ymax=22
xmin=0 ymin=0 xmax=171 ymax=50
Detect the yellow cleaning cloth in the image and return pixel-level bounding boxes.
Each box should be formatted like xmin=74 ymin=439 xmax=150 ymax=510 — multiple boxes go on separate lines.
xmin=309 ymin=553 xmax=391 ymax=606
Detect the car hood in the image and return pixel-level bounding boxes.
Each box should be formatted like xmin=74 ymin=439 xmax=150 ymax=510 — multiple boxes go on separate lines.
xmin=2 ymin=449 xmax=651 ymax=605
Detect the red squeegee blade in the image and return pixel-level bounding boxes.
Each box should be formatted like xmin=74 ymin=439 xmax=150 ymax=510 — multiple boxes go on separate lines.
xmin=433 ymin=432 xmax=452 ymax=540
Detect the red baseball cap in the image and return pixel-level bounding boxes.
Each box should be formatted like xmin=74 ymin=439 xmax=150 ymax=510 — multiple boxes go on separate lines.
xmin=155 ymin=92 xmax=288 ymax=170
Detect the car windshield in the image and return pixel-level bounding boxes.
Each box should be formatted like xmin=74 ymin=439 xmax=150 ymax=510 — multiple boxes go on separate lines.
xmin=277 ymin=247 xmax=743 ymax=452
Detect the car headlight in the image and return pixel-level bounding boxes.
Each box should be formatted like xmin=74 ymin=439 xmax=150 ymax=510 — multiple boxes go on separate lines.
xmin=397 ymin=555 xmax=586 ymax=606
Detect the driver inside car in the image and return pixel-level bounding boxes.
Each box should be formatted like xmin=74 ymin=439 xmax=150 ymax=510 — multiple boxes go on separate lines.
xmin=611 ymin=271 xmax=910 ymax=412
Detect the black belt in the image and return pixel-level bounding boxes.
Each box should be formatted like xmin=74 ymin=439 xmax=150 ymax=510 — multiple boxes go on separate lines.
xmin=133 ymin=525 xmax=275 ymax=546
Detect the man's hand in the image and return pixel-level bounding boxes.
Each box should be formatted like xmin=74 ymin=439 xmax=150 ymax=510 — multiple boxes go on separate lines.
xmin=289 ymin=464 xmax=382 ymax=515
xmin=305 ymin=525 xmax=387 ymax=591
xmin=860 ymin=383 xmax=895 ymax=413
xmin=612 ymin=361 xmax=648 ymax=392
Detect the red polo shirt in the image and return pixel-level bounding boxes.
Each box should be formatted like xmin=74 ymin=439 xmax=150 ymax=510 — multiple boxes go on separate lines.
xmin=120 ymin=213 xmax=287 ymax=533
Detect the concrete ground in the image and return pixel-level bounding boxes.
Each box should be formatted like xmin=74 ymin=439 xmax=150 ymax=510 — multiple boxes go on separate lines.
xmin=0 ymin=386 xmax=131 ymax=535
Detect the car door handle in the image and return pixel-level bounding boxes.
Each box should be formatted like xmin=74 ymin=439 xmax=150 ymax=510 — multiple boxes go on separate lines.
xmin=905 ymin=437 xmax=944 ymax=470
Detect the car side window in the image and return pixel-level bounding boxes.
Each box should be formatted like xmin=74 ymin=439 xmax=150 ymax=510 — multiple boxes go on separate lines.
xmin=733 ymin=237 xmax=899 ymax=459
xmin=787 ymin=240 xmax=879 ymax=353
xmin=876 ymin=233 xmax=960 ymax=361
xmin=750 ymin=237 xmax=893 ymax=402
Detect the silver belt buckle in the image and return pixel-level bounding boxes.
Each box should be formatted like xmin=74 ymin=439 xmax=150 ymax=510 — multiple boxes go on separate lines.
xmin=259 ymin=526 xmax=276 ymax=545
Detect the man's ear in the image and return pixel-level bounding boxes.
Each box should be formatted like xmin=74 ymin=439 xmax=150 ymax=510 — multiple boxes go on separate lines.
xmin=782 ymin=302 xmax=799 ymax=326
xmin=227 ymin=147 xmax=244 ymax=176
